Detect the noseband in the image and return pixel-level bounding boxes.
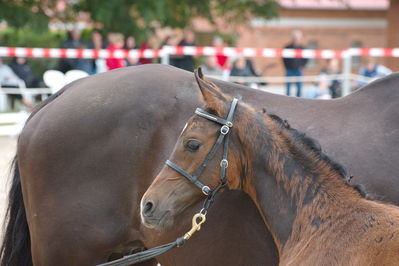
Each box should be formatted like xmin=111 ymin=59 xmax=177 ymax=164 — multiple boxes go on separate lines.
xmin=166 ymin=97 xmax=239 ymax=198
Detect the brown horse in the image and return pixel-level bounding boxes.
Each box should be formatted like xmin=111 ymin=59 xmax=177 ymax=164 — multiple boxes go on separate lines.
xmin=1 ymin=64 xmax=399 ymax=265
xmin=141 ymin=70 xmax=399 ymax=265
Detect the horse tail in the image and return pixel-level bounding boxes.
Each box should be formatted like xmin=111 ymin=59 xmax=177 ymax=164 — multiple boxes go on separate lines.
xmin=0 ymin=156 xmax=32 ymax=266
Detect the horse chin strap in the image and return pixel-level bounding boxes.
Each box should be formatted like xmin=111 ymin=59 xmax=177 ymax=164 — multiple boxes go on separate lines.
xmin=97 ymin=98 xmax=239 ymax=266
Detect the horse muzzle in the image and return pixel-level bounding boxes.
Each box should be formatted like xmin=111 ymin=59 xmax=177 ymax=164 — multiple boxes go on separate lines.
xmin=140 ymin=199 xmax=172 ymax=230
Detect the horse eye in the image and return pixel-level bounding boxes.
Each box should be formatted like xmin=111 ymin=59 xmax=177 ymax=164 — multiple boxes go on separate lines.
xmin=186 ymin=140 xmax=202 ymax=151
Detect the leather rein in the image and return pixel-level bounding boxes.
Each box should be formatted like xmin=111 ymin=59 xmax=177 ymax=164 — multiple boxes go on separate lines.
xmin=97 ymin=98 xmax=239 ymax=266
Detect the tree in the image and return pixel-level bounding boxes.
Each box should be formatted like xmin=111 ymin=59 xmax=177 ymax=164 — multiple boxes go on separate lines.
xmin=0 ymin=0 xmax=52 ymax=31
xmin=0 ymin=0 xmax=79 ymax=31
xmin=0 ymin=0 xmax=278 ymax=42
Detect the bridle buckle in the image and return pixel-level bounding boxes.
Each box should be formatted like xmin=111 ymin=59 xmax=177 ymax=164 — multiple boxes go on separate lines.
xmin=202 ymin=186 xmax=211 ymax=195
xmin=220 ymin=125 xmax=229 ymax=135
xmin=220 ymin=159 xmax=228 ymax=168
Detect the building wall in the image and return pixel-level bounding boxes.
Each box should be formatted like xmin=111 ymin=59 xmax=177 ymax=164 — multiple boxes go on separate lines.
xmin=387 ymin=0 xmax=399 ymax=70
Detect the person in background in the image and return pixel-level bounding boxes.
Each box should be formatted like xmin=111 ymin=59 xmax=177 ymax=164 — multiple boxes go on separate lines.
xmin=358 ymin=57 xmax=392 ymax=86
xmin=173 ymin=29 xmax=196 ymax=72
xmin=138 ymin=40 xmax=153 ymax=65
xmin=0 ymin=58 xmax=21 ymax=88
xmin=282 ymin=30 xmax=308 ymax=97
xmin=9 ymin=57 xmax=40 ymax=88
xmin=106 ymin=32 xmax=125 ymax=70
xmin=124 ymin=36 xmax=139 ymax=67
xmin=59 ymin=29 xmax=92 ymax=74
xmin=159 ymin=29 xmax=182 ymax=67
xmin=320 ymin=58 xmax=342 ymax=98
xmin=230 ymin=57 xmax=254 ymax=86
xmin=213 ymin=36 xmax=229 ymax=70
xmin=88 ymin=30 xmax=108 ymax=74
xmin=201 ymin=56 xmax=223 ymax=76
xmin=0 ymin=58 xmax=33 ymax=109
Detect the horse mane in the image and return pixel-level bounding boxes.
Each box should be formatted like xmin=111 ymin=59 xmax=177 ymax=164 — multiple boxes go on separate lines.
xmin=265 ymin=111 xmax=369 ymax=199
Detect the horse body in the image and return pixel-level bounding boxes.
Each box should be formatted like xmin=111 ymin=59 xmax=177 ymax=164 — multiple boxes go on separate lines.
xmin=281 ymin=200 xmax=399 ymax=266
xmin=2 ymin=64 xmax=399 ymax=265
xmin=141 ymin=70 xmax=399 ymax=265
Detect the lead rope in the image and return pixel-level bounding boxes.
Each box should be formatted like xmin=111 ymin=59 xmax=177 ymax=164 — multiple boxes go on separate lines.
xmin=96 ymin=205 xmax=208 ymax=266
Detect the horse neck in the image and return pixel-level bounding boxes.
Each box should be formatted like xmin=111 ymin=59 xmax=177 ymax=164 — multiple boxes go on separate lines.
xmin=236 ymin=112 xmax=361 ymax=253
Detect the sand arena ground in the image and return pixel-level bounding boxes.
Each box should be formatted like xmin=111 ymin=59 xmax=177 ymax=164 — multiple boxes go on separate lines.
xmin=0 ymin=136 xmax=17 ymax=230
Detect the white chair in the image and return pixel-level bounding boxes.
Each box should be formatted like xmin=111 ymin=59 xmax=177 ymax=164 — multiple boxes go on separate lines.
xmin=43 ymin=70 xmax=66 ymax=94
xmin=65 ymin=70 xmax=89 ymax=85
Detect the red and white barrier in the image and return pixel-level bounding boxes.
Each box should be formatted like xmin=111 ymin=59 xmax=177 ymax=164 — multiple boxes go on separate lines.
xmin=1 ymin=46 xmax=399 ymax=59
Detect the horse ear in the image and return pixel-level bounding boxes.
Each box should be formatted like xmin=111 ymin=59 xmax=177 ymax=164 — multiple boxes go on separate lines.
xmin=194 ymin=68 xmax=228 ymax=116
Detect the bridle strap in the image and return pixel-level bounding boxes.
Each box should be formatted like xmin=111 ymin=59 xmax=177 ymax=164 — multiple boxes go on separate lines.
xmin=166 ymin=98 xmax=238 ymax=196
xmin=165 ymin=160 xmax=211 ymax=194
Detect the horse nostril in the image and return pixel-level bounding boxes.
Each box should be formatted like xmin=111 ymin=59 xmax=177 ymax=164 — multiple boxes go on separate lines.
xmin=142 ymin=200 xmax=155 ymax=217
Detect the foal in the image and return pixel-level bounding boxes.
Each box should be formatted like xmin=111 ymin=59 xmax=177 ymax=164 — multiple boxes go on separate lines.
xmin=141 ymin=70 xmax=399 ymax=265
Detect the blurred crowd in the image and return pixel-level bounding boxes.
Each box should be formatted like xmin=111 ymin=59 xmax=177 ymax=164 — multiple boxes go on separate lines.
xmin=0 ymin=28 xmax=394 ymax=110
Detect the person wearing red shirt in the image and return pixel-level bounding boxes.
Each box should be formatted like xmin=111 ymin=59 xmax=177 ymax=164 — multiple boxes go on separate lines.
xmin=106 ymin=33 xmax=125 ymax=70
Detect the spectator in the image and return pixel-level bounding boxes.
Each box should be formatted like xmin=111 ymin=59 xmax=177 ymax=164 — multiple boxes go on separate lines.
xmin=160 ymin=29 xmax=182 ymax=67
xmin=0 ymin=58 xmax=20 ymax=87
xmin=201 ymin=56 xmax=223 ymax=76
xmin=124 ymin=36 xmax=139 ymax=67
xmin=282 ymin=30 xmax=308 ymax=97
xmin=358 ymin=57 xmax=392 ymax=86
xmin=9 ymin=57 xmax=40 ymax=88
xmin=320 ymin=58 xmax=342 ymax=98
xmin=213 ymin=37 xmax=229 ymax=69
xmin=0 ymin=58 xmax=33 ymax=109
xmin=230 ymin=57 xmax=254 ymax=86
xmin=59 ymin=29 xmax=92 ymax=74
xmin=106 ymin=32 xmax=125 ymax=70
xmin=88 ymin=30 xmax=108 ymax=74
xmin=173 ymin=30 xmax=196 ymax=72
xmin=138 ymin=41 xmax=153 ymax=65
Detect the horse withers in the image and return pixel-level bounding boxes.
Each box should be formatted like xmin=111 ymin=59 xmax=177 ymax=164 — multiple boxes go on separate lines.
xmin=141 ymin=70 xmax=399 ymax=265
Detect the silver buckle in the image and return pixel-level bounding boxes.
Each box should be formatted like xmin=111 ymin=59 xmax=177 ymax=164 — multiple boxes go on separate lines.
xmin=220 ymin=159 xmax=228 ymax=168
xmin=226 ymin=121 xmax=233 ymax=127
xmin=202 ymin=186 xmax=211 ymax=195
xmin=220 ymin=125 xmax=229 ymax=134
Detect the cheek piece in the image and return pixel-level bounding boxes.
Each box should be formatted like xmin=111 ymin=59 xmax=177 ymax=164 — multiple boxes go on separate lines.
xmin=98 ymin=98 xmax=239 ymax=266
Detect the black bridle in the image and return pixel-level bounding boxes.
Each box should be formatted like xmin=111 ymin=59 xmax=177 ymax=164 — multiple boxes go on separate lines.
xmin=97 ymin=97 xmax=239 ymax=266
xmin=166 ymin=97 xmax=238 ymax=202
